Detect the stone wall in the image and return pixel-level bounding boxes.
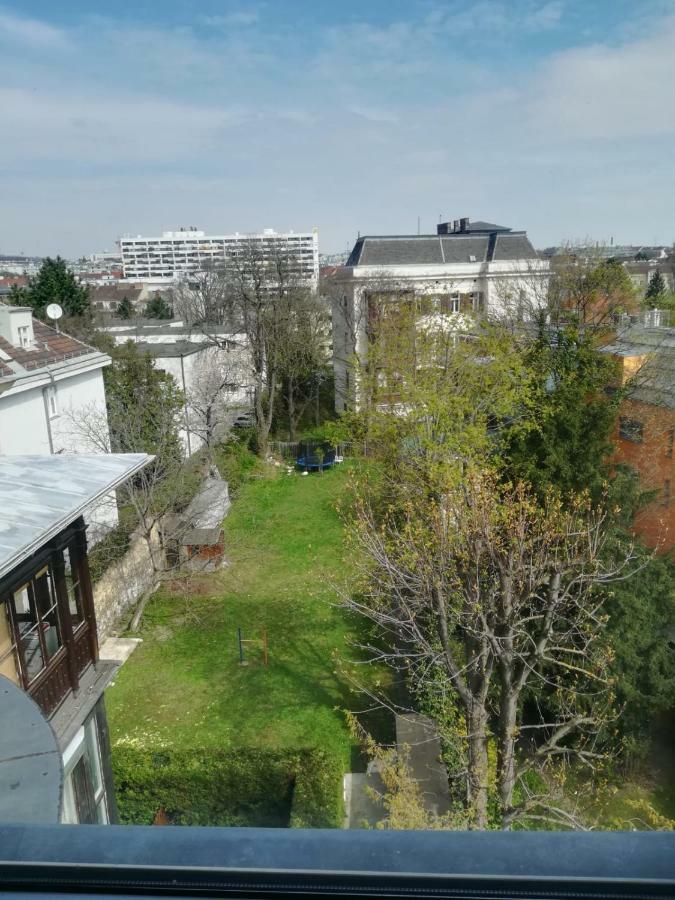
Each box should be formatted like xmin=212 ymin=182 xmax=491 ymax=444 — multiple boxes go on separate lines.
xmin=93 ymin=526 xmax=163 ymax=641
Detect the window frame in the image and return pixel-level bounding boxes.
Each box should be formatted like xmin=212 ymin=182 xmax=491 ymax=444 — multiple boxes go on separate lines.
xmin=619 ymin=416 xmax=644 ymax=443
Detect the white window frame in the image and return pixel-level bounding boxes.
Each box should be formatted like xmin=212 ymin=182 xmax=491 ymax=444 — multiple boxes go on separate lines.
xmin=17 ymin=325 xmax=30 ymax=348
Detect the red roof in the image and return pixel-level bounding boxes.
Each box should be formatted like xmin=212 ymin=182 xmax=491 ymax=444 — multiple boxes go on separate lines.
xmin=0 ymin=319 xmax=100 ymax=375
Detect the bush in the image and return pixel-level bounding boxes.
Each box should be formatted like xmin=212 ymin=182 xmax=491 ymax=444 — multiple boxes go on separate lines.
xmin=289 ymin=749 xmax=344 ymax=828
xmin=113 ymin=745 xmax=344 ymax=828
xmin=215 ymin=439 xmax=260 ymax=494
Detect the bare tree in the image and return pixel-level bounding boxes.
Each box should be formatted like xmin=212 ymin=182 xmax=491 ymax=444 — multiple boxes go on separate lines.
xmin=173 ymin=242 xmax=315 ymax=456
xmin=343 ymin=469 xmax=638 ymax=830
xmin=187 ymin=344 xmax=252 ymax=451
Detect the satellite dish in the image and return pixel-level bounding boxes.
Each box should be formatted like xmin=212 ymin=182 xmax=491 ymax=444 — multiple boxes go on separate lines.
xmin=46 ymin=303 xmax=63 ymax=321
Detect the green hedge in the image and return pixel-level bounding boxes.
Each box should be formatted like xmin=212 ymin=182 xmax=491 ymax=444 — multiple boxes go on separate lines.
xmin=113 ymin=745 xmax=344 ymax=828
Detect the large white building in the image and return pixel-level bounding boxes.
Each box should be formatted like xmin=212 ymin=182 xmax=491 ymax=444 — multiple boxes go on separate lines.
xmin=328 ymin=218 xmax=549 ymax=410
xmin=118 ymin=226 xmax=320 ymax=288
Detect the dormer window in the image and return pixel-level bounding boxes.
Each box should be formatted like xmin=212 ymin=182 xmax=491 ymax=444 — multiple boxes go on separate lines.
xmin=17 ymin=325 xmax=30 ymax=348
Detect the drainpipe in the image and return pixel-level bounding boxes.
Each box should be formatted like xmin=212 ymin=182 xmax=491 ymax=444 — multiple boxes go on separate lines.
xmin=42 ymin=371 xmax=57 ymax=454
xmin=180 ymin=353 xmax=192 ymax=456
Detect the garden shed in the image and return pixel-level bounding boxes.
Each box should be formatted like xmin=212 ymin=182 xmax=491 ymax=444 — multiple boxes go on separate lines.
xmin=179 ymin=476 xmax=231 ymax=570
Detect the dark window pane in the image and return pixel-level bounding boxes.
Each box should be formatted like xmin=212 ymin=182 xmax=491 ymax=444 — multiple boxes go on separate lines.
xmin=619 ymin=417 xmax=643 ymax=442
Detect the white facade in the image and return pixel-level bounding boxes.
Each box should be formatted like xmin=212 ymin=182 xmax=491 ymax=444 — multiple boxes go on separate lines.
xmin=100 ymin=321 xmax=253 ymax=456
xmin=329 ymin=224 xmax=549 ymax=410
xmin=0 ymin=308 xmax=116 ymax=535
xmin=118 ymin=226 xmax=320 ymax=288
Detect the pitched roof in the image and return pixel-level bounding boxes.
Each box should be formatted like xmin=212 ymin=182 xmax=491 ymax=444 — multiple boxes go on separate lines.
xmin=603 ymin=325 xmax=675 ymax=410
xmin=0 ymin=319 xmax=101 ymax=374
xmin=0 ymin=454 xmax=153 ymax=581
xmin=347 ymin=232 xmax=537 ymax=268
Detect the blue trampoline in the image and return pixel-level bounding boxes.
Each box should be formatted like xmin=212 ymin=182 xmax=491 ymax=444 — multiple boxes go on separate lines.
xmin=296 ymin=440 xmax=337 ymax=471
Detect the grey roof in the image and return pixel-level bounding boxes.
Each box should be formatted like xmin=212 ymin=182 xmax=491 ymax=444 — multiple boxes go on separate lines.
xmin=180 ymin=477 xmax=230 ymax=545
xmin=347 ymin=232 xmax=537 ymax=268
xmin=0 ymin=453 xmax=153 ymax=581
xmin=0 ymin=676 xmax=63 ymax=823
xmin=135 ymin=341 xmax=207 ymax=358
xmin=492 ymin=233 xmax=538 ymax=261
xmin=465 ymin=220 xmax=510 ymax=232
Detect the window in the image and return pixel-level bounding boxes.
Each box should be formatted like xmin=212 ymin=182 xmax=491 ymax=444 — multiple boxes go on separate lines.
xmin=17 ymin=325 xmax=30 ymax=348
xmin=62 ymin=717 xmax=109 ymax=824
xmin=64 ymin=545 xmax=85 ymax=628
xmin=667 ymin=428 xmax=674 ymax=458
xmin=619 ymin=416 xmax=643 ymax=442
xmin=664 ymin=479 xmax=671 ymax=508
xmin=47 ymin=385 xmax=59 ymax=418
xmin=9 ymin=567 xmax=63 ymax=683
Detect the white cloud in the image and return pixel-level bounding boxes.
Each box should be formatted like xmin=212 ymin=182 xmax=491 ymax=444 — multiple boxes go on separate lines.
xmin=0 ymin=8 xmax=68 ymax=48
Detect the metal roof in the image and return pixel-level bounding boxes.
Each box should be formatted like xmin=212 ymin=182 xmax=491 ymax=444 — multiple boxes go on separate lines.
xmin=0 ymin=453 xmax=153 ymax=581
xmin=0 ymin=676 xmax=63 ymax=823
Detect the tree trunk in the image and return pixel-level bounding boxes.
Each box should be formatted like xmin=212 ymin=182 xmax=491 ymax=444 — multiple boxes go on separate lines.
xmin=497 ymin=687 xmax=518 ymax=827
xmin=288 ymin=377 xmax=296 ymax=442
xmin=467 ymin=703 xmax=490 ymax=829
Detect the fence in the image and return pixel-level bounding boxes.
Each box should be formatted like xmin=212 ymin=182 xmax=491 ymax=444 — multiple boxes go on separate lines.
xmin=269 ymin=441 xmax=360 ymax=463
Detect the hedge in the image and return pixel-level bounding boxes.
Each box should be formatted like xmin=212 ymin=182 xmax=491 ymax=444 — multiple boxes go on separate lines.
xmin=113 ymin=745 xmax=344 ymax=828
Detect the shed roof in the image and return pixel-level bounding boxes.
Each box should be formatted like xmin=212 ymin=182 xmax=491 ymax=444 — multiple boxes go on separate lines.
xmin=0 ymin=453 xmax=153 ymax=581
xmin=180 ymin=477 xmax=230 ymax=545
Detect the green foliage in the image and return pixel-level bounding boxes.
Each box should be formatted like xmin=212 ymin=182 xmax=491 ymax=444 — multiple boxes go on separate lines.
xmin=214 ymin=438 xmax=260 ymax=494
xmin=88 ymin=521 xmax=133 ymax=584
xmin=113 ymin=745 xmax=343 ymax=828
xmin=116 ymin=296 xmax=135 ymax=319
xmin=605 ymin=550 xmax=675 ymax=751
xmin=102 ymin=340 xmax=183 ymax=464
xmin=289 ymin=749 xmax=345 ymax=828
xmin=145 ymin=294 xmax=173 ymax=319
xmin=14 ymin=256 xmax=90 ymax=318
xmin=502 ymin=326 xmax=620 ymax=502
xmin=645 ymin=271 xmax=667 ymax=305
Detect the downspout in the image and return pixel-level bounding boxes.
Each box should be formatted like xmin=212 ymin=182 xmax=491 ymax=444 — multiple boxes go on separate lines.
xmin=42 ymin=370 xmax=57 ymax=454
xmin=180 ymin=352 xmax=192 ymax=456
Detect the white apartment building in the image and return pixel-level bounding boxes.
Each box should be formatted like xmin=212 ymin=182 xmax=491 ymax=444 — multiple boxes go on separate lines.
xmin=118 ymin=227 xmax=320 ymax=288
xmin=328 ymin=218 xmax=549 ymax=410
xmin=0 ymin=306 xmax=117 ymax=535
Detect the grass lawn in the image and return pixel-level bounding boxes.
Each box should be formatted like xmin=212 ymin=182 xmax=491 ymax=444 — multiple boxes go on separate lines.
xmin=107 ymin=461 xmax=390 ymax=766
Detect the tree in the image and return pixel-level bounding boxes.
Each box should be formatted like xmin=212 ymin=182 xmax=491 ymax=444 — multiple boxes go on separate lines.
xmin=117 ymin=296 xmax=134 ymax=319
xmin=187 ymin=345 xmax=249 ymax=450
xmin=145 ymin=294 xmax=173 ymax=319
xmin=12 ymin=256 xmax=90 ymax=318
xmin=501 ymin=325 xmax=621 ymax=502
xmin=345 ymin=467 xmax=636 ymax=830
xmin=645 ymin=271 xmax=667 ymax=307
xmin=174 ymin=243 xmax=317 ymax=457
xmin=548 ymin=254 xmax=636 ymax=327
xmin=276 ymin=295 xmax=330 ymax=440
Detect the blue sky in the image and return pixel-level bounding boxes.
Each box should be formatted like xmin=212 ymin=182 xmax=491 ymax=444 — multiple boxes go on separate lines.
xmin=1 ymin=1 xmax=674 ymax=257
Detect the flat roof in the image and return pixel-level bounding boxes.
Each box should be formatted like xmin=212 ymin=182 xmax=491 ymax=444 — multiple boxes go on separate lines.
xmin=0 ymin=453 xmax=153 ymax=582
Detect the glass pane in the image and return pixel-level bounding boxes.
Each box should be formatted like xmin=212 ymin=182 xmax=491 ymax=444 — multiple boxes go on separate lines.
xmin=85 ymin=717 xmax=103 ymax=799
xmin=65 ymin=546 xmax=84 ymax=626
xmin=18 ymin=622 xmax=45 ymax=681
xmin=34 ymin=569 xmax=61 ymax=659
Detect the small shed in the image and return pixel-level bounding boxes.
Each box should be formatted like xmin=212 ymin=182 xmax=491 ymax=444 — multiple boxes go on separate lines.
xmin=179 ymin=477 xmax=231 ymax=569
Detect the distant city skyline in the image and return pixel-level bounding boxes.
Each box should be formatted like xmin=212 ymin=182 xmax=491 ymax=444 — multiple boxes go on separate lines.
xmin=1 ymin=0 xmax=674 ymax=257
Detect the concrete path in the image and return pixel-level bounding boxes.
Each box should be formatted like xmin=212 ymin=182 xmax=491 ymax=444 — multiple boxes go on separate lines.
xmin=98 ymin=637 xmax=142 ymax=665
xmin=395 ymin=713 xmax=451 ymax=817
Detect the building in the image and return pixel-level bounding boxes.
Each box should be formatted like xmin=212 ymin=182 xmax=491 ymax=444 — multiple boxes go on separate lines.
xmin=0 ymin=453 xmax=152 ymax=823
xmin=623 ymin=259 xmax=674 ymax=298
xmin=603 ymin=317 xmax=674 ymax=552
xmin=88 ymin=283 xmax=160 ymax=316
xmin=329 ymin=217 xmax=547 ymax=410
xmin=0 ymin=305 xmax=118 ymax=534
xmin=118 ymin=226 xmax=320 ymax=288
xmin=99 ymin=319 xmax=253 ymax=456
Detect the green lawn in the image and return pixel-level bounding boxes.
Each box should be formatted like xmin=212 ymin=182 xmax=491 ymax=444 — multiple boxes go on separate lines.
xmin=107 ymin=462 xmax=389 ymax=763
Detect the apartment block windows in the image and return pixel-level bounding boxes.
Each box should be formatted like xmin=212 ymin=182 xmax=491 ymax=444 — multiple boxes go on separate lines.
xmin=619 ymin=417 xmax=644 ymax=443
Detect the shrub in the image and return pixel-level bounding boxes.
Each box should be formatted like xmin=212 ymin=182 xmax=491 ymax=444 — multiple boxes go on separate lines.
xmin=113 ymin=745 xmax=344 ymax=828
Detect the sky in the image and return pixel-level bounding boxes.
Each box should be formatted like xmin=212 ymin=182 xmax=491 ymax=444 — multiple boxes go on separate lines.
xmin=1 ymin=0 xmax=674 ymax=258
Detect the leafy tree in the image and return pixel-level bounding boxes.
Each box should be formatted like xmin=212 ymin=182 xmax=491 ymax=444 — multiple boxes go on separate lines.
xmin=645 ymin=270 xmax=667 ymax=306
xmin=117 ymin=296 xmax=135 ymax=319
xmin=13 ymin=256 xmax=89 ymax=318
xmin=145 ymin=294 xmax=173 ymax=319
xmin=502 ymin=326 xmax=620 ymax=502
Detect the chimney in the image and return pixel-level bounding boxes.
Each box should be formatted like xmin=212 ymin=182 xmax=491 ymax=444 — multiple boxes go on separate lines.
xmin=0 ymin=305 xmax=34 ymax=348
